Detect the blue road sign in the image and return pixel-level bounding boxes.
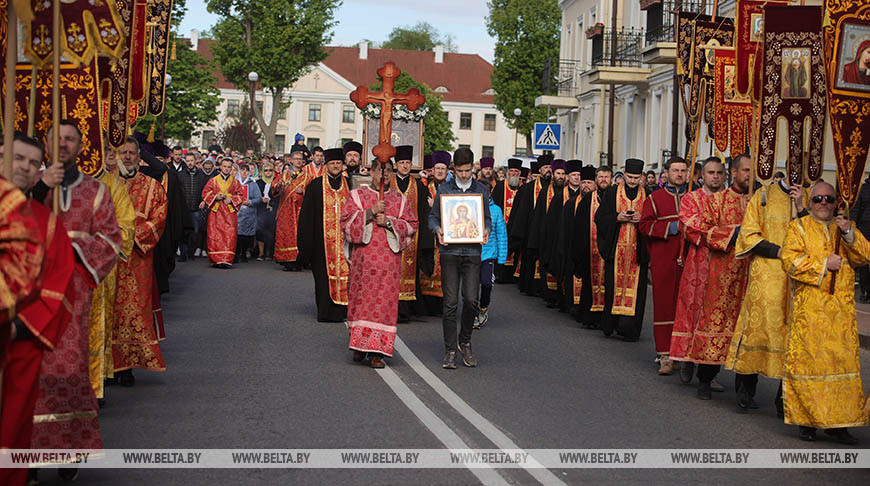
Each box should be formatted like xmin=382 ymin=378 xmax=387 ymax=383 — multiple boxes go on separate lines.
xmin=534 ymin=123 xmax=561 ymax=150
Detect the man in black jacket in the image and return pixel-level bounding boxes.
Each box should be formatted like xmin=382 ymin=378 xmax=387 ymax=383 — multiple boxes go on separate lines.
xmin=851 ymin=175 xmax=870 ymax=301
xmin=178 ymin=152 xmax=208 ymax=261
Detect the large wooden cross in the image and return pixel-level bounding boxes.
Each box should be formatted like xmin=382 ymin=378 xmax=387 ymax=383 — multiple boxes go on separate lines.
xmin=350 ymin=61 xmax=425 ymax=165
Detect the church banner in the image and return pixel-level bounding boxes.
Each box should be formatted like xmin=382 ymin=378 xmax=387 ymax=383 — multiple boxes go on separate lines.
xmin=713 ymin=48 xmax=753 ymax=156
xmin=145 ymin=0 xmax=174 ymax=116
xmin=677 ymin=13 xmax=734 ymax=144
xmin=824 ymin=0 xmax=870 ymax=206
xmin=754 ymin=5 xmax=826 ymax=185
xmin=734 ymin=0 xmax=791 ymax=101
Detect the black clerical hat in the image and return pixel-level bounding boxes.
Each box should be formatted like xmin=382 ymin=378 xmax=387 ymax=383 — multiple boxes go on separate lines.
xmin=507 ymin=158 xmax=523 ymax=170
xmin=625 ymin=158 xmax=644 ymax=175
xmin=395 ymin=145 xmax=413 ymax=161
xmin=324 ymin=148 xmax=344 ymax=162
xmin=537 ymin=153 xmax=554 ymax=166
xmin=343 ymin=140 xmax=363 ymax=155
xmin=580 ymin=165 xmax=596 ymax=181
xmin=566 ymin=160 xmax=582 ymax=174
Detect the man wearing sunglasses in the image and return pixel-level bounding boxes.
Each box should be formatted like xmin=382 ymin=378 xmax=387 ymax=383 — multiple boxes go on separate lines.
xmin=780 ymin=181 xmax=870 ymax=444
xmin=726 ymin=166 xmax=808 ymax=416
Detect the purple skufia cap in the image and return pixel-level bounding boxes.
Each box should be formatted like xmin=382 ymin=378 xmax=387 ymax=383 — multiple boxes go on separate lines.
xmin=551 ymin=159 xmax=567 ymax=172
xmin=479 ymin=157 xmax=494 ymax=168
xmin=519 ymin=167 xmax=530 ymax=178
xmin=423 ymin=154 xmax=434 ymax=169
xmin=432 ymin=150 xmax=451 ymax=167
xmin=133 ymin=131 xmax=170 ymax=158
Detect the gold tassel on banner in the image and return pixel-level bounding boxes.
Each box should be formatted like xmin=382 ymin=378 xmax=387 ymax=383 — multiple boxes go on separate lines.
xmin=147 ymin=122 xmax=156 ymax=143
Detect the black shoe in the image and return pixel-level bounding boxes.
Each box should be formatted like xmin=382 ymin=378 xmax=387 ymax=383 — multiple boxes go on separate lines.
xmin=98 ymin=398 xmax=106 ymax=408
xmin=679 ymin=361 xmax=695 ymax=384
xmin=747 ymin=398 xmax=760 ymax=409
xmin=104 ymin=376 xmax=117 ymax=387
xmin=799 ymin=426 xmax=817 ymax=442
xmin=58 ymin=467 xmax=79 ymax=481
xmin=118 ymin=370 xmax=135 ymax=387
xmin=736 ymin=387 xmax=751 ymax=413
xmin=459 ymin=343 xmax=477 ymax=367
xmin=697 ymin=381 xmax=712 ymax=400
xmin=442 ymin=351 xmax=457 ymax=369
xmin=824 ymin=428 xmax=859 ymax=445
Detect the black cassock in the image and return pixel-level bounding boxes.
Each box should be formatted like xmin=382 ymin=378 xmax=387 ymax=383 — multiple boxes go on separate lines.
xmin=395 ymin=175 xmax=434 ymax=318
xmin=508 ymin=180 xmax=544 ymax=295
xmin=531 ymin=183 xmax=574 ymax=307
xmin=297 ymin=174 xmax=348 ymax=322
xmin=139 ymin=151 xmax=192 ymax=294
xmin=594 ymin=184 xmax=649 ymax=341
xmin=543 ymin=186 xmax=582 ymax=312
xmin=570 ymin=189 xmax=604 ymax=325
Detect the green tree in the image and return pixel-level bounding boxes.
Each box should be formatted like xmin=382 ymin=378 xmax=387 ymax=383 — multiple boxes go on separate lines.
xmin=381 ymin=22 xmax=458 ymax=52
xmin=369 ymin=70 xmax=456 ymax=154
xmin=216 ymin=100 xmax=263 ymax=153
xmin=486 ymin=0 xmax=560 ymax=151
xmin=207 ymin=0 xmax=340 ymax=152
xmin=135 ymin=39 xmax=221 ymax=143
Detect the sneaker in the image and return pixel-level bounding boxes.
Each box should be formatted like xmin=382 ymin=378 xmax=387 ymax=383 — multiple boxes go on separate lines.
xmin=442 ymin=351 xmax=457 ymax=369
xmin=658 ymin=358 xmax=673 ymax=375
xmin=194 ymin=248 xmax=202 ymax=257
xmin=459 ymin=343 xmax=477 ymax=367
xmin=679 ymin=361 xmax=695 ymax=384
xmin=202 ymin=251 xmax=208 ymax=257
xmin=697 ymin=381 xmax=712 ymax=400
xmin=711 ymin=378 xmax=725 ymax=392
xmin=472 ymin=314 xmax=481 ymax=330
xmin=477 ymin=309 xmax=489 ymax=328
xmin=257 ymin=256 xmax=265 ymax=261
xmin=176 ymin=249 xmax=181 ymax=256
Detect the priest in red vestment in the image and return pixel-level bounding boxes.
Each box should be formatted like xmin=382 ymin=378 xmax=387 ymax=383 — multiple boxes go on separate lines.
xmin=342 ymin=159 xmax=418 ymax=368
xmin=202 ymin=158 xmax=245 ymax=267
xmin=639 ymin=156 xmax=688 ymax=375
xmin=113 ymin=137 xmax=168 ymax=386
xmin=0 ymin=134 xmax=73 ymax=486
xmin=30 ymin=121 xmax=122 ymax=458
xmin=271 ymin=150 xmax=309 ymax=270
xmin=682 ymin=155 xmax=751 ymax=400
xmin=669 ymin=158 xmax=726 ymax=384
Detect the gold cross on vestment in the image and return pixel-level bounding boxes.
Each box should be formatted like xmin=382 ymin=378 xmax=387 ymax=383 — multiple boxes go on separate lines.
xmin=349 ymin=62 xmax=425 ymax=163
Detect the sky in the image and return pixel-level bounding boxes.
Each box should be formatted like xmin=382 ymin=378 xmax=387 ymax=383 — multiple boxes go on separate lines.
xmin=179 ymin=0 xmax=496 ymax=62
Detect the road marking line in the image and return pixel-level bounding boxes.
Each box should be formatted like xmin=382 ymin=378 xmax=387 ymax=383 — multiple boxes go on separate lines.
xmin=395 ymin=337 xmax=569 ymax=486
xmin=376 ymin=365 xmax=510 ymax=486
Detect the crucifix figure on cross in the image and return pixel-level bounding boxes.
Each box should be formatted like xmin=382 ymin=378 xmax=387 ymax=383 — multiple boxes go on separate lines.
xmin=350 ymin=61 xmax=425 ymax=196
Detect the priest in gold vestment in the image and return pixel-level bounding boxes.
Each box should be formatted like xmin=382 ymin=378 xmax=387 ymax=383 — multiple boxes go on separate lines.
xmin=725 ymin=180 xmax=807 ymax=415
xmin=89 ymin=147 xmax=135 ymax=401
xmin=781 ymin=181 xmax=869 ymax=445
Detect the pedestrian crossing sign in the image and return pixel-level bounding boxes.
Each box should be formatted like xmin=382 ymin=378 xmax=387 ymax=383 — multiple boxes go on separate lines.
xmin=534 ymin=123 xmax=561 ymax=150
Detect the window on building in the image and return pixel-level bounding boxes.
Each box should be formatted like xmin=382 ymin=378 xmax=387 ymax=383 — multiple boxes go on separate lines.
xmin=459 ymin=144 xmax=471 ymax=150
xmin=309 ymin=104 xmax=321 ymax=122
xmin=255 ymin=100 xmax=264 ymax=114
xmin=459 ymin=112 xmax=472 ymax=130
xmin=484 ymin=113 xmax=496 ymax=131
xmin=274 ymin=134 xmax=286 ymax=152
xmin=277 ymin=106 xmax=287 ymax=120
xmin=482 ymin=145 xmax=494 ymax=158
xmin=341 ymin=138 xmax=353 ymax=148
xmin=307 ymin=138 xmax=320 ymax=150
xmin=201 ymin=130 xmax=215 ymax=148
xmin=227 ymin=99 xmax=240 ymax=117
xmin=342 ymin=105 xmax=355 ymax=123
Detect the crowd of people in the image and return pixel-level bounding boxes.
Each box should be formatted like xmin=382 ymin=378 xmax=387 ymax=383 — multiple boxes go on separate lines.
xmin=0 ymin=127 xmax=867 ymax=485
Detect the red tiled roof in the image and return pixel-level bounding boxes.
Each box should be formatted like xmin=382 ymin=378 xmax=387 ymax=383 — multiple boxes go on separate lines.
xmin=321 ymin=46 xmax=495 ymax=105
xmin=193 ymin=40 xmax=495 ymax=104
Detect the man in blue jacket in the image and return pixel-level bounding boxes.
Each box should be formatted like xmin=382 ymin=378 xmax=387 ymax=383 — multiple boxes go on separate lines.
xmin=429 ymin=148 xmax=491 ymax=369
xmin=476 ymin=198 xmax=507 ymax=329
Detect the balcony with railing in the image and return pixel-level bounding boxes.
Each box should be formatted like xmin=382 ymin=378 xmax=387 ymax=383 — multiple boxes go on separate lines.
xmin=535 ymin=59 xmax=582 ymax=108
xmin=640 ymin=0 xmax=703 ymax=63
xmin=586 ymin=28 xmax=651 ymax=85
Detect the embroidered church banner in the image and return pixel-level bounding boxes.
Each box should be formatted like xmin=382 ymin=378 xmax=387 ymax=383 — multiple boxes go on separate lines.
xmin=754 ymin=5 xmax=826 ymax=184
xmin=713 ymin=48 xmax=753 ymax=155
xmin=735 ymin=0 xmax=791 ymax=100
xmin=677 ymin=13 xmax=734 ymax=143
xmin=145 ymin=0 xmax=173 ymax=116
xmin=825 ymin=0 xmax=870 ymax=206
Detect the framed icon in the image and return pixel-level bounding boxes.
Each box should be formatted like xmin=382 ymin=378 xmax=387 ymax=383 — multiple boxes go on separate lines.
xmin=440 ymin=193 xmax=485 ymax=244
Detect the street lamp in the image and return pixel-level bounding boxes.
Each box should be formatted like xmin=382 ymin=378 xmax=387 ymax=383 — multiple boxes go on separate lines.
xmin=513 ymin=108 xmax=522 ymax=156
xmin=248 ymin=71 xmax=258 ymax=152
xmin=160 ymin=73 xmax=172 ymax=141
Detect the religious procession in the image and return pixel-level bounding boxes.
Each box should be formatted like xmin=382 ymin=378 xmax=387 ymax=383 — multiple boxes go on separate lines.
xmin=1 ymin=0 xmax=870 ymax=484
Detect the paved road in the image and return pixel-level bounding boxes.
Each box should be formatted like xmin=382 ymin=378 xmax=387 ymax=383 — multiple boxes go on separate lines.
xmin=35 ymin=259 xmax=870 ymax=485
